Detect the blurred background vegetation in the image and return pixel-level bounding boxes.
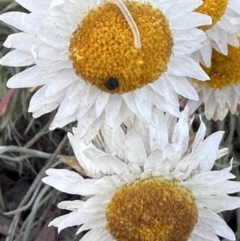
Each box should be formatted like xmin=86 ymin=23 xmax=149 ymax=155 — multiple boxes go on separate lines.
xmin=0 ymin=1 xmax=82 ymax=241
xmin=0 ymin=0 xmax=239 ymax=241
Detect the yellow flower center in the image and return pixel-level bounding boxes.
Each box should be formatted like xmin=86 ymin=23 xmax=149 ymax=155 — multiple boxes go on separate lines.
xmin=69 ymin=1 xmax=173 ymax=94
xmin=196 ymin=0 xmax=228 ymax=30
xmin=195 ymin=43 xmax=240 ymax=89
xmin=106 ymin=178 xmax=198 ymax=241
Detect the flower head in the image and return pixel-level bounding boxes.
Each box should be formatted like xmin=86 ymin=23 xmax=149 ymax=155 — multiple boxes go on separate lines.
xmin=188 ymin=39 xmax=240 ymax=120
xmin=42 ymin=109 xmax=240 ymax=241
xmin=195 ymin=0 xmax=240 ymax=67
xmin=0 ymin=0 xmax=210 ymax=135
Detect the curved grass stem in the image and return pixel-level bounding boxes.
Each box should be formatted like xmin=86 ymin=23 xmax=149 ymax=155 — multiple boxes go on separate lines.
xmin=107 ymin=0 xmax=141 ymax=49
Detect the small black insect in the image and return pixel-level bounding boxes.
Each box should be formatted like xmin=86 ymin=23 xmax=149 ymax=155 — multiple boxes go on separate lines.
xmin=104 ymin=77 xmax=119 ymax=90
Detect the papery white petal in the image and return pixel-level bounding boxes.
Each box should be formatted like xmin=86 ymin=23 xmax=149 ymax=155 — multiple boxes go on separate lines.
xmin=42 ymin=169 xmax=98 ymax=196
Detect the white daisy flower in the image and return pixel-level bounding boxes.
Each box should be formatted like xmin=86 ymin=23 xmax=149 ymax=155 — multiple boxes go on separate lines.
xmin=194 ymin=0 xmax=240 ymax=67
xmin=187 ymin=41 xmax=240 ymax=120
xmin=42 ymin=109 xmax=240 ymax=241
xmin=0 ymin=0 xmax=210 ymax=133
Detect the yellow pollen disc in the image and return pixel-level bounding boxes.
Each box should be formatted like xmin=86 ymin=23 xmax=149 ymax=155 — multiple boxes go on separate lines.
xmin=69 ymin=1 xmax=173 ymax=94
xmin=106 ymin=178 xmax=198 ymax=241
xmin=196 ymin=0 xmax=228 ymax=30
xmin=195 ymin=43 xmax=240 ymax=90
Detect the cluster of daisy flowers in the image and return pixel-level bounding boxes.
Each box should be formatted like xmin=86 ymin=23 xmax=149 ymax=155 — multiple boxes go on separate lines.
xmin=1 ymin=0 xmax=240 ymax=240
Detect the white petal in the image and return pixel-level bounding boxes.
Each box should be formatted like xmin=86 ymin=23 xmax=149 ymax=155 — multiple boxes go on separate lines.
xmin=174 ymin=40 xmax=203 ymax=55
xmin=82 ymin=196 xmax=108 ymax=213
xmin=83 ymin=148 xmax=128 ymax=175
xmin=3 ymin=32 xmax=41 ymax=51
xmin=167 ymin=75 xmax=199 ymax=100
xmin=216 ymin=148 xmax=229 ymax=159
xmin=218 ymin=16 xmax=235 ymax=33
xmin=207 ymin=27 xmax=228 ymax=55
xmin=21 ymin=12 xmax=45 ymax=32
xmin=7 ymin=66 xmax=51 ymax=88
xmin=189 ymin=169 xmax=235 ymax=185
xmin=204 ymin=93 xmax=219 ymax=120
xmin=198 ymin=195 xmax=240 ymax=213
xmin=170 ymin=12 xmax=211 ymax=30
xmin=190 ymin=233 xmax=213 ymax=241
xmin=28 ymin=85 xmax=65 ymax=113
xmin=37 ymin=23 xmax=69 ymax=48
xmin=44 ymin=70 xmax=78 ymax=98
xmin=95 ymin=92 xmax=110 ymax=118
xmin=199 ymin=39 xmax=213 ymax=67
xmin=31 ymin=95 xmax=63 ymax=118
xmin=150 ymin=88 xmax=181 ymax=117
xmin=150 ymin=77 xmax=181 ymax=113
xmin=0 ymin=49 xmax=34 ymax=67
xmin=193 ymin=220 xmax=220 ymax=241
xmin=171 ymin=108 xmax=189 ymax=152
xmin=49 ymin=213 xmax=76 ymax=229
xmin=144 ymin=150 xmax=162 ymax=171
xmin=42 ymin=168 xmax=99 ymax=196
xmin=56 ymin=211 xmax=85 ymax=232
xmin=50 ymin=83 xmax=98 ymax=129
xmin=167 ymin=56 xmax=209 ymax=80
xmin=94 ymin=175 xmax=124 ymax=193
xmin=229 ymin=0 xmax=240 ymax=14
xmin=196 ymin=131 xmax=225 ymax=171
xmin=163 ymin=0 xmax=203 ymax=17
xmin=31 ymin=43 xmax=67 ymax=61
xmin=57 ymin=200 xmax=84 ymax=211
xmin=79 ymin=228 xmax=112 ymax=241
xmin=80 ymin=113 xmax=104 ymax=144
xmin=198 ymin=207 xmax=236 ymax=240
xmin=122 ymin=92 xmax=138 ymax=116
xmin=105 ymin=95 xmax=122 ymax=128
xmin=192 ymin=181 xmax=240 ymax=196
xmin=76 ymin=108 xmax=99 ymax=137
xmin=77 ymin=213 xmax=106 ymax=233
xmin=0 ymin=12 xmax=27 ymax=31
xmin=173 ymin=28 xmax=206 ymax=42
xmin=133 ymin=87 xmax=152 ymax=122
xmin=150 ymin=110 xmax=169 ymax=150
xmin=125 ymin=128 xmax=147 ymax=165
xmin=191 ymin=116 xmax=207 ymax=150
xmin=68 ymin=132 xmax=101 ymax=178
xmin=15 ymin=0 xmax=50 ymax=13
